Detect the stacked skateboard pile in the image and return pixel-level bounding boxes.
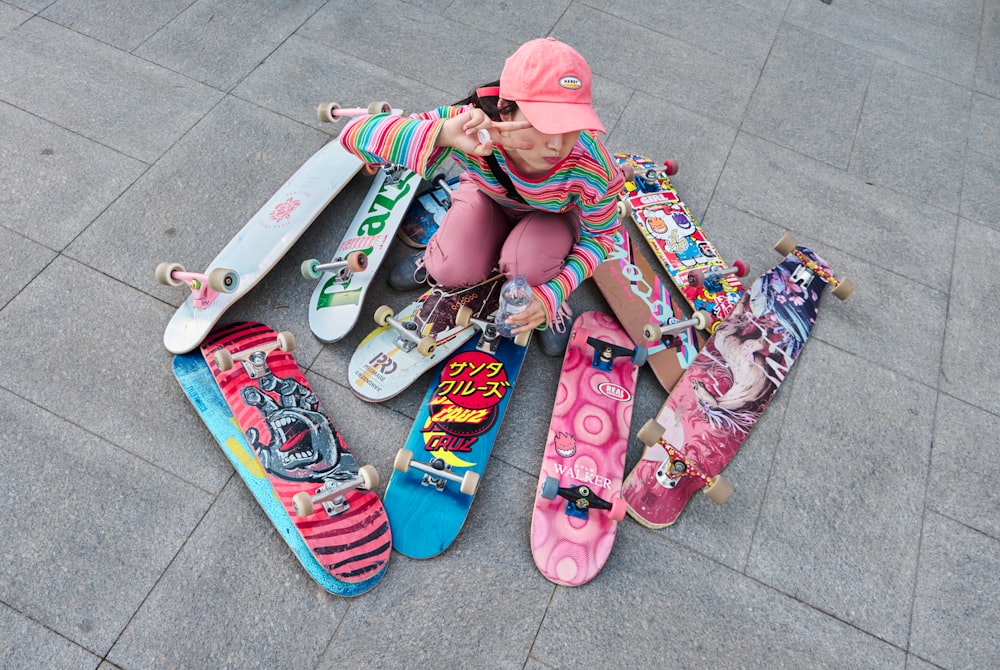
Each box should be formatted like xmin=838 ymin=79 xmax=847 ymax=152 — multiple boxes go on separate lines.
xmin=160 ymin=127 xmax=854 ymax=594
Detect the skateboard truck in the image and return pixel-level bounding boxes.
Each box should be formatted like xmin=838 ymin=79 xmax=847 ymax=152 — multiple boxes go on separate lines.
xmin=428 ymin=173 xmax=454 ymax=206
xmin=315 ymin=100 xmax=394 ymax=123
xmin=685 ymin=261 xmax=750 ymax=294
xmin=213 ymin=330 xmax=296 ymax=377
xmin=637 ymin=419 xmax=734 ymax=504
xmin=642 ymin=309 xmax=712 ymax=343
xmin=300 ymin=250 xmax=368 ymax=282
xmin=571 ymin=325 xmax=647 ymax=371
xmin=314 ymin=101 xmax=407 ymax=177
xmin=381 ymin=163 xmax=409 ymax=186
xmin=291 ymin=464 xmax=379 ymax=517
xmin=373 ymin=305 xmax=437 ymax=357
xmin=775 ymin=233 xmax=855 ymax=301
xmin=540 ymin=477 xmax=627 ymax=521
xmin=455 ymin=306 xmax=531 ymax=352
xmin=155 ymin=262 xmax=239 ymax=309
xmin=620 ymin=158 xmax=678 ymax=192
xmin=393 ymin=448 xmax=479 ymax=495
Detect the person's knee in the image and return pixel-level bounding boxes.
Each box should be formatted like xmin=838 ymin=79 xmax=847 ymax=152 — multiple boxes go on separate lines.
xmin=423 ymin=179 xmax=508 ymax=286
xmin=424 ymin=240 xmax=494 ymax=287
xmin=499 ymin=213 xmax=574 ymax=284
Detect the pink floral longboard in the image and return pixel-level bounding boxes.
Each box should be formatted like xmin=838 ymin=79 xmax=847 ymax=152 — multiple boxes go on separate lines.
xmin=201 ymin=321 xmax=392 ymax=584
xmin=531 ymin=311 xmax=641 ymax=586
xmin=623 ymin=241 xmax=851 ymax=528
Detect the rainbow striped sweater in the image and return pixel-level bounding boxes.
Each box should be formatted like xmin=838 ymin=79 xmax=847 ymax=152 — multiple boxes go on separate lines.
xmin=338 ymin=105 xmax=624 ymax=325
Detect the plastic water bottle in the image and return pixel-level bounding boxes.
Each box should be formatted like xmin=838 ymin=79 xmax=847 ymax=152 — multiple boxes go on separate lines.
xmin=496 ymin=275 xmax=531 ymax=338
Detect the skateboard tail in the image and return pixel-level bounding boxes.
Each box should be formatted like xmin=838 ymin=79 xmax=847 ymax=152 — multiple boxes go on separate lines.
xmin=287 ymin=487 xmax=391 ymax=581
xmin=531 ymin=486 xmax=622 ymax=585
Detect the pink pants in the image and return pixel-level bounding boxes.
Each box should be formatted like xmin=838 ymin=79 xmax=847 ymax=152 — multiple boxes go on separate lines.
xmin=424 ymin=175 xmax=576 ymax=287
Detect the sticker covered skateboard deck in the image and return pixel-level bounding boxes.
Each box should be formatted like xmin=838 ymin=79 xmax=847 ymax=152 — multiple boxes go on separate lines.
xmin=615 ymin=153 xmax=746 ymax=331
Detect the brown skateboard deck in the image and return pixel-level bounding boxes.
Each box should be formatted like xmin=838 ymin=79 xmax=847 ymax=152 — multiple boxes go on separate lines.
xmin=594 ymin=230 xmax=700 ymax=392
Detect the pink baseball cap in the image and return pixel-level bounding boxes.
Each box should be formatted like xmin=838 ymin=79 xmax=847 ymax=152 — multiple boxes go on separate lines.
xmin=498 ymin=37 xmax=605 ymax=135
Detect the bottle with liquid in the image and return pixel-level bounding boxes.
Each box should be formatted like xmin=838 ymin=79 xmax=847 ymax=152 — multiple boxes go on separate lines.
xmin=496 ymin=274 xmax=531 ymax=338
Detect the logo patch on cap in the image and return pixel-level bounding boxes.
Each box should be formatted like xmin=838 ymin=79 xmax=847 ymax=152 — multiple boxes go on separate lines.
xmin=559 ymin=76 xmax=583 ymax=90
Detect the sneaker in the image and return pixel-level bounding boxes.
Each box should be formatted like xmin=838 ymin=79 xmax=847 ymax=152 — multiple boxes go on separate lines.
xmin=538 ymin=302 xmax=574 ymax=357
xmin=389 ymin=251 xmax=429 ymax=291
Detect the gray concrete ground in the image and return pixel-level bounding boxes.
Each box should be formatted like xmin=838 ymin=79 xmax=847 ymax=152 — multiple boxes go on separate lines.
xmin=1 ymin=1 xmax=997 ymax=668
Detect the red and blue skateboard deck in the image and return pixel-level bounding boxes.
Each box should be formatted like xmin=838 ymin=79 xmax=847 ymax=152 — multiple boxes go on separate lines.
xmin=173 ymin=351 xmax=387 ymax=595
xmin=200 ymin=322 xmax=392 ymax=582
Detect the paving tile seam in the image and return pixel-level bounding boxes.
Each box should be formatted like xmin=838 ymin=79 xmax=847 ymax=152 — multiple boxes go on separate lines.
xmin=923 ymin=506 xmax=1000 ymax=544
xmin=0 ymin=379 xmax=221 ymax=498
xmin=102 ymin=474 xmax=234 ymax=665
xmin=779 ymin=15 xmax=981 ymax=89
xmin=742 ymin=373 xmax=796 ymax=574
xmin=935 ymin=389 xmax=1000 ymax=425
xmin=575 ymin=0 xmax=772 ymax=71
xmin=0 ymin=598 xmax=100 ymax=666
xmin=789 ymin=337 xmax=940 ymax=394
xmin=638 ymin=526 xmax=916 ymax=653
xmin=0 ymin=93 xmax=158 ymax=171
xmin=902 ymin=448 xmax=938 ymax=659
xmin=524 ymin=583 xmax=559 ymax=670
xmin=289 ymin=29 xmax=466 ymax=103
xmin=0 ymin=254 xmax=57 ymax=312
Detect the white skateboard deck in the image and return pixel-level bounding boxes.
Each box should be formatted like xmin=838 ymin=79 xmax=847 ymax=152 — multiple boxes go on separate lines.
xmin=162 ymin=140 xmax=364 ymax=354
xmin=346 ymin=276 xmax=505 ymax=402
xmin=348 ymin=298 xmax=477 ymax=403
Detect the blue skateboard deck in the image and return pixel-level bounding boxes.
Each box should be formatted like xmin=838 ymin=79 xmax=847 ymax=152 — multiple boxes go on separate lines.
xmin=384 ymin=331 xmax=529 ymax=558
xmin=173 ymin=351 xmax=387 ymax=596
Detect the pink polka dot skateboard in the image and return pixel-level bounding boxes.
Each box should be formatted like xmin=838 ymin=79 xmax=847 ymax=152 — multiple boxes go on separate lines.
xmin=530 ymin=311 xmax=644 ymax=586
xmin=199 ymin=321 xmax=392 ymax=585
xmin=623 ymin=236 xmax=855 ymax=528
xmin=614 ymin=153 xmax=750 ymax=332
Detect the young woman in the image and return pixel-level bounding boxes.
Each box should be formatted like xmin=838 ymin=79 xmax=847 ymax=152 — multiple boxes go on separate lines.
xmin=339 ymin=37 xmax=624 ymax=355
